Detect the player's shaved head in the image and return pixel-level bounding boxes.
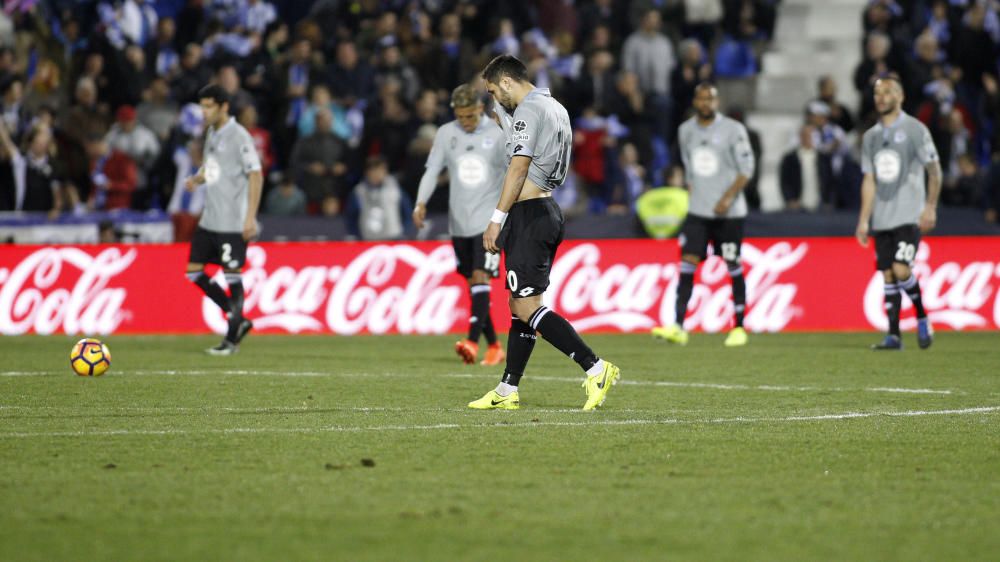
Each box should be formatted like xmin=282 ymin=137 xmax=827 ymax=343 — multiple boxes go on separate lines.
xmin=481 ymin=55 xmax=529 ymax=85
xmin=875 ymin=72 xmax=904 ymax=94
xmin=694 ymin=82 xmax=718 ymax=97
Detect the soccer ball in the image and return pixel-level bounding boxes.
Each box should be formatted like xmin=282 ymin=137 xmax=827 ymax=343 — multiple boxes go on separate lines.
xmin=70 ymin=338 xmax=111 ymax=377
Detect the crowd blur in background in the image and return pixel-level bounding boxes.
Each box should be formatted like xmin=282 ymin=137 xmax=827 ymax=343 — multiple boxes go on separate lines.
xmin=0 ymin=0 xmax=997 ymax=240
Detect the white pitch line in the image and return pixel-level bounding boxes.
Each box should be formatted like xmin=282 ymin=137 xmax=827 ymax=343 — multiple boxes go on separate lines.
xmin=0 ymin=406 xmax=996 ymax=439
xmin=0 ymin=369 xmax=957 ymax=395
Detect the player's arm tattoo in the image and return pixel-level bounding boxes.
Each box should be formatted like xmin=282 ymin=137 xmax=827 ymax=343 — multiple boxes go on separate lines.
xmin=496 ymin=155 xmax=531 ymax=212
xmin=924 ymin=160 xmax=942 ymax=208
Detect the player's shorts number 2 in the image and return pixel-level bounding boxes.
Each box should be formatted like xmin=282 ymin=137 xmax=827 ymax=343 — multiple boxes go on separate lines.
xmin=221 ymin=243 xmax=233 ymax=264
xmin=720 ymin=242 xmax=739 ymax=261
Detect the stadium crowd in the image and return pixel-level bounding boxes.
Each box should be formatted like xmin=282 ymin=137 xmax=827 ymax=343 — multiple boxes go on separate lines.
xmin=0 ymin=0 xmax=997 ymax=241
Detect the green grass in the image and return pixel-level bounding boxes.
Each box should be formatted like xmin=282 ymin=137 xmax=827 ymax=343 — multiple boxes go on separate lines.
xmin=1 ymin=332 xmax=998 ymax=561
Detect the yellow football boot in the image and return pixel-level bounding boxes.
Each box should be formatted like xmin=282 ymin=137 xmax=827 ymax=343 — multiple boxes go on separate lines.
xmin=582 ymin=362 xmax=621 ymax=411
xmin=467 ymin=390 xmax=519 ymax=410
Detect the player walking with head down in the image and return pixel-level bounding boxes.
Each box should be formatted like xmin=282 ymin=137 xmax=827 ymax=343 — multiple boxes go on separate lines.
xmin=413 ymin=84 xmax=507 ymax=366
xmin=856 ymin=74 xmax=939 ymax=350
xmin=469 ymin=55 xmax=621 ymax=411
xmin=184 ymin=85 xmax=263 ymax=355
xmin=652 ymin=83 xmax=755 ymax=347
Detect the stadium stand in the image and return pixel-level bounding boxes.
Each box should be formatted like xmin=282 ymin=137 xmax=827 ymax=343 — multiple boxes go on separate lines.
xmin=0 ymin=0 xmax=997 ymax=243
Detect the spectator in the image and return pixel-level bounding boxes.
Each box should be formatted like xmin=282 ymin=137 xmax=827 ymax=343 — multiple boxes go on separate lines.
xmin=816 ymin=75 xmax=855 ymax=133
xmin=105 ymin=105 xmax=160 ymax=184
xmin=570 ymin=49 xmax=617 ymax=117
xmin=579 ymin=0 xmax=629 ymax=47
xmin=239 ymin=0 xmax=278 ymax=36
xmin=24 ymin=59 xmax=63 ymax=116
xmin=0 ymin=75 xmax=27 ymax=141
xmin=327 ymin=40 xmax=375 ymax=108
xmin=607 ymin=142 xmax=647 ymax=215
xmin=290 ymin=107 xmax=346 ymax=215
xmin=137 ymin=77 xmax=179 ymax=142
xmin=275 ymin=37 xmax=324 ymax=130
xmin=297 ymin=84 xmax=351 ymax=141
xmin=420 ymin=12 xmax=477 ymax=95
xmin=237 ymin=104 xmax=274 ymax=177
xmin=942 ymin=153 xmax=983 ymax=207
xmin=346 ymin=155 xmax=412 ymax=241
xmin=374 ymin=38 xmax=421 ymax=104
xmin=952 ymin=2 xmax=999 ymax=93
xmin=172 ymin=43 xmax=212 ymax=104
xmin=215 ymin=64 xmax=255 ymax=118
xmin=780 ymin=124 xmax=833 ymax=211
xmin=85 ymin=134 xmax=137 ymax=211
xmin=167 ymin=137 xmax=205 ymax=242
xmin=854 ymin=31 xmax=898 ymax=120
xmin=672 ymin=39 xmax=713 ymax=132
xmin=146 ymin=17 xmax=180 ymax=80
xmin=0 ymin=122 xmax=67 ymax=217
xmin=112 ymin=45 xmax=151 ymax=109
xmin=365 ymin=86 xmax=417 ymax=172
xmin=120 ymin=0 xmax=158 ymax=47
xmin=904 ymin=31 xmax=947 ymax=114
xmin=622 ymin=9 xmax=675 ymax=137
xmin=61 ymin=77 xmax=111 ymax=148
xmin=264 ymin=172 xmax=306 ymax=216
xmin=804 ymin=100 xmax=854 ymax=207
xmin=608 ymin=70 xmax=655 ymax=172
xmin=690 ymin=0 xmax=724 ymax=46
xmin=934 ymin=108 xmax=972 ymax=189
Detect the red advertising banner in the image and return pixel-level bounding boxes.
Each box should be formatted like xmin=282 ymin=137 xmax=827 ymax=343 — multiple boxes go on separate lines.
xmin=1 ymin=238 xmax=998 ymax=336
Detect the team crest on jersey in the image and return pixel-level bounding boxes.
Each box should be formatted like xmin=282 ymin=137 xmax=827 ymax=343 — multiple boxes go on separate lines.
xmin=512 ymin=120 xmax=529 ymax=142
xmin=894 ymin=130 xmax=907 ymax=144
xmin=513 ymin=120 xmax=527 ymax=132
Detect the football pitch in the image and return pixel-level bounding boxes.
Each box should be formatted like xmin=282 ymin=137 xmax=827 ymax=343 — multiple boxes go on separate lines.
xmin=1 ymin=332 xmax=998 ymax=561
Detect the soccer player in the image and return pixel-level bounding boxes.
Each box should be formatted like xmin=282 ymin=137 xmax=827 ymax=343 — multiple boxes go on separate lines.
xmin=652 ymin=83 xmax=755 ymax=347
xmin=184 ymin=85 xmax=262 ymax=355
xmin=855 ymin=74 xmax=939 ymax=350
xmin=469 ymin=55 xmax=621 ymax=411
xmin=413 ymin=84 xmax=507 ymax=366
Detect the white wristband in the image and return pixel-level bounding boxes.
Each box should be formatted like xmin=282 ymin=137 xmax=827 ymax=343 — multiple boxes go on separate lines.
xmin=490 ymin=209 xmax=508 ymax=224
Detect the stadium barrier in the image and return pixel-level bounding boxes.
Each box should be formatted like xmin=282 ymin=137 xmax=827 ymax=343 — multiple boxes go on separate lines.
xmin=1 ymin=238 xmax=998 ymax=335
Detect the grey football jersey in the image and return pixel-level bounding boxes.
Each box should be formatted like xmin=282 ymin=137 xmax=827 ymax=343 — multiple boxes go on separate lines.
xmin=505 ymin=88 xmax=573 ymax=191
xmin=678 ymin=114 xmax=755 ymax=219
xmin=199 ymin=117 xmax=262 ymax=232
xmin=860 ymin=112 xmax=939 ymax=231
xmin=416 ymin=116 xmax=507 ymax=237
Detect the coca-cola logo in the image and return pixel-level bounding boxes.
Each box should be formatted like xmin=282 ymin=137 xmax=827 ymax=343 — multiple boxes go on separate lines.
xmin=864 ymin=241 xmax=1000 ymax=330
xmin=0 ymin=247 xmax=135 ymax=335
xmin=547 ymin=241 xmax=807 ymax=333
xmin=202 ymin=245 xmax=464 ymax=335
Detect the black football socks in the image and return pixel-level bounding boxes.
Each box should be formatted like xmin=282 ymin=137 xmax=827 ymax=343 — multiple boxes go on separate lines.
xmin=675 ymin=261 xmax=697 ymax=325
xmin=898 ymin=275 xmax=927 ymax=318
xmin=224 ymin=272 xmax=245 ymax=343
xmin=729 ymin=263 xmax=746 ymax=328
xmin=468 ymin=284 xmax=491 ymax=343
xmin=884 ymin=281 xmax=902 ymax=337
xmin=501 ymin=317 xmax=536 ymax=388
xmin=188 ymin=271 xmax=231 ymax=313
xmin=530 ymin=306 xmax=599 ymax=372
